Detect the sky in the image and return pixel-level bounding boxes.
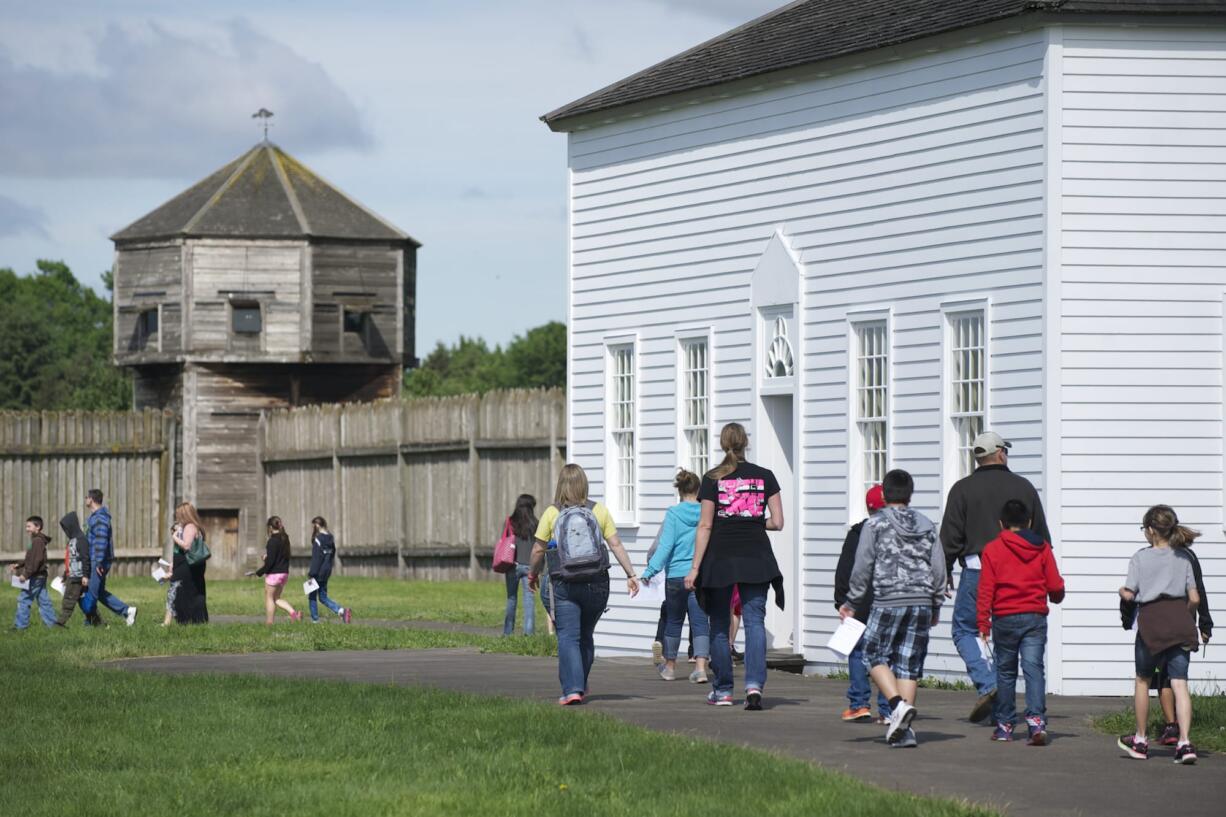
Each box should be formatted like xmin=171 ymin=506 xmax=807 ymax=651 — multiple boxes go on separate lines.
xmin=0 ymin=0 xmax=781 ymax=352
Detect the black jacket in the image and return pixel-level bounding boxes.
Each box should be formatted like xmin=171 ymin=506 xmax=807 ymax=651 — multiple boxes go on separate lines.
xmin=1121 ymin=547 xmax=1213 ymax=638
xmin=256 ymin=534 xmax=291 ymax=577
xmin=58 ymin=512 xmax=91 ymax=579
xmin=308 ymin=532 xmax=336 ymax=580
xmin=940 ymin=465 xmax=1050 ymax=572
xmin=833 ymin=519 xmax=873 ymax=624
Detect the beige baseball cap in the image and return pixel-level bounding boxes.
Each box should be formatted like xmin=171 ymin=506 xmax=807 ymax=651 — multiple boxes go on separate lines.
xmin=971 ymin=431 xmax=1012 ymax=456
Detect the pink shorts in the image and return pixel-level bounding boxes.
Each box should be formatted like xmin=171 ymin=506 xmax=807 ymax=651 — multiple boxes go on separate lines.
xmin=264 ymin=573 xmax=289 ymax=587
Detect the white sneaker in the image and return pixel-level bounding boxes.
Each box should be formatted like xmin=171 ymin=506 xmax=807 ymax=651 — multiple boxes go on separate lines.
xmin=885 ymin=701 xmax=916 ymax=744
xmin=125 ymin=606 xmax=138 ymax=627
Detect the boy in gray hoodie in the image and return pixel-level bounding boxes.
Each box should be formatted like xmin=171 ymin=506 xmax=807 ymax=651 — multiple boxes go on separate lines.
xmin=839 ymin=469 xmax=946 ymax=748
xmin=56 ymin=512 xmax=94 ymax=626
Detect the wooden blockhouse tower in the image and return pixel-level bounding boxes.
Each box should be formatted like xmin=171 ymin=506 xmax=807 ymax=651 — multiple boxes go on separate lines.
xmin=110 ymin=141 xmax=419 ymax=575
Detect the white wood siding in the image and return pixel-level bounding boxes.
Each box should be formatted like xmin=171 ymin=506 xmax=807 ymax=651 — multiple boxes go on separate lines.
xmin=568 ymin=31 xmax=1051 ymax=664
xmin=1058 ymin=25 xmax=1226 ymax=696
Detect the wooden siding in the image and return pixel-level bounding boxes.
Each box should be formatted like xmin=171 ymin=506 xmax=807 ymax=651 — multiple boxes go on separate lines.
xmin=310 ymin=243 xmax=403 ymax=362
xmin=567 ymin=30 xmax=1051 ymax=667
xmin=1057 ymin=25 xmax=1226 ymax=695
xmin=113 ymin=243 xmax=183 ymax=363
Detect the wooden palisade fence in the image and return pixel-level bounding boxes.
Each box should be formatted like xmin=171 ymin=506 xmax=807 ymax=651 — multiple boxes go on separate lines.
xmin=0 ymin=409 xmax=175 ymax=574
xmin=259 ymin=389 xmax=566 ymax=579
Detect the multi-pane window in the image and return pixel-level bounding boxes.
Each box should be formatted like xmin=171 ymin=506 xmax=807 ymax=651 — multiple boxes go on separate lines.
xmin=609 ymin=344 xmax=636 ymax=516
xmin=949 ymin=311 xmax=986 ymax=479
xmin=855 ymin=322 xmax=888 ymax=494
xmin=680 ymin=338 xmax=709 ymax=476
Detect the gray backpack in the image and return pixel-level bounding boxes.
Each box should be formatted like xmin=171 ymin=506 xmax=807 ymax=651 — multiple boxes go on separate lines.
xmin=550 ymin=502 xmax=609 ymax=581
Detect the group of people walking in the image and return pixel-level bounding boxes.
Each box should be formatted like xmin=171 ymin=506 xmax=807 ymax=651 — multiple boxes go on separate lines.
xmin=512 ymin=422 xmax=1210 ymax=765
xmin=247 ymin=515 xmax=353 ymax=625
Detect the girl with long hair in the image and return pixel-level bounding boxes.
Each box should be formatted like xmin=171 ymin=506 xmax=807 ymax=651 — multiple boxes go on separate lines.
xmin=169 ymin=501 xmax=208 ymax=624
xmin=255 ymin=516 xmax=301 ymax=624
xmin=308 ymin=516 xmax=351 ymax=624
xmin=685 ymin=422 xmax=785 ymax=710
xmin=502 ymin=494 xmax=539 ymax=636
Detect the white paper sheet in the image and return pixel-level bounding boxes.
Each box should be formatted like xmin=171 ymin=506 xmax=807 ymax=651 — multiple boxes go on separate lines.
xmin=158 ymin=558 xmax=172 ymax=568
xmin=826 ymin=616 xmax=867 ymax=659
xmin=10 ymin=574 xmax=29 ymax=590
xmin=152 ymin=567 xmax=169 ymax=582
xmin=978 ymin=636 xmax=994 ymax=664
xmin=51 ymin=576 xmax=66 ymax=595
xmin=303 ymin=578 xmax=320 ymax=595
xmin=632 ymin=575 xmax=666 ymax=605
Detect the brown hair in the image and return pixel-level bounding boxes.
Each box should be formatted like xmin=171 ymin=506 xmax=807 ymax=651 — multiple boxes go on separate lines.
xmin=267 ymin=515 xmax=290 ymax=550
xmin=673 ymin=469 xmax=701 ymax=497
xmin=311 ymin=516 xmax=328 ymax=532
xmin=553 ymin=463 xmax=589 ymax=508
xmin=1142 ymin=505 xmax=1200 ymax=549
xmin=708 ymin=422 xmax=748 ymax=480
xmin=174 ymin=502 xmax=205 ymax=540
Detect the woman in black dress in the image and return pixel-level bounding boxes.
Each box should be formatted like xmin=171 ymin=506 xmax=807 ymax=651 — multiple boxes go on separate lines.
xmin=170 ymin=501 xmax=209 ymax=624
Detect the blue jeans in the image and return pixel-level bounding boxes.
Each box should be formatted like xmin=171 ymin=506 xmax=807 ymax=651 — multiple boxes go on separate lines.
xmin=308 ymin=576 xmax=344 ymax=621
xmin=663 ymin=578 xmax=710 ymax=660
xmin=14 ymin=578 xmax=57 ymax=629
xmin=550 ymin=575 xmax=609 ymax=696
xmin=847 ymin=639 xmax=891 ymax=717
xmin=991 ymin=612 xmax=1047 ymax=725
xmin=952 ymin=568 xmax=997 ymax=695
xmin=706 ymin=582 xmax=768 ymax=695
xmin=81 ymin=570 xmax=129 ymax=621
xmin=503 ymin=565 xmax=536 ymax=636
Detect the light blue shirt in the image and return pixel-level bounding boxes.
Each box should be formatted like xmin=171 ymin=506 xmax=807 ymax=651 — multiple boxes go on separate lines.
xmin=642 ymin=501 xmax=701 ymax=581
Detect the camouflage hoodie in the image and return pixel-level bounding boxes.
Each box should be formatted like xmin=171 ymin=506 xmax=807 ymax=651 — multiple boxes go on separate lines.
xmin=847 ymin=506 xmax=946 ymax=611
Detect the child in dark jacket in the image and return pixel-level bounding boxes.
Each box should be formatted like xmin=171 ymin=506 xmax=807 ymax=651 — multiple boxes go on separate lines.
xmin=832 ymin=484 xmax=890 ymax=723
xmin=254 ymin=516 xmax=300 ymax=624
xmin=56 ymin=512 xmax=94 ymax=626
xmin=307 ymin=516 xmax=351 ymax=624
xmin=10 ymin=516 xmax=57 ymax=629
xmin=977 ymin=499 xmax=1065 ymax=745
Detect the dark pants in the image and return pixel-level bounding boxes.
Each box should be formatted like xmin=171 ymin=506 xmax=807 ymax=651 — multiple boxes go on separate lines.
xmin=57 ymin=578 xmax=84 ymax=625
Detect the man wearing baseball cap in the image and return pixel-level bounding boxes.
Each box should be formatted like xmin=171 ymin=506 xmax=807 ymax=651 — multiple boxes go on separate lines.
xmin=940 ymin=431 xmax=1050 ymax=723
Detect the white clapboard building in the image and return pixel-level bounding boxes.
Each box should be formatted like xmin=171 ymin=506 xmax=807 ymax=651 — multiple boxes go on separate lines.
xmin=542 ymin=0 xmax=1226 ymax=696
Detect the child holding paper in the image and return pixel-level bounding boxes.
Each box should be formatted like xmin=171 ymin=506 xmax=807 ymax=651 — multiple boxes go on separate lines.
xmin=10 ymin=516 xmax=57 ymax=629
xmin=307 ymin=516 xmax=351 ymax=624
xmin=976 ymin=499 xmax=1064 ymax=745
xmin=56 ymin=512 xmax=93 ymax=626
xmin=839 ymin=469 xmax=945 ymax=748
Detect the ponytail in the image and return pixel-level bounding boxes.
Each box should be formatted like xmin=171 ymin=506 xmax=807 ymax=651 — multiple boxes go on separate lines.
xmin=1141 ymin=504 xmax=1201 ymax=549
xmin=708 ymin=422 xmax=748 ymax=481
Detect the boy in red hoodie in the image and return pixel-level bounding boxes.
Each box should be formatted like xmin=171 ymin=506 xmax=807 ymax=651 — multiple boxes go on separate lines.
xmin=977 ymin=499 xmax=1065 ymax=745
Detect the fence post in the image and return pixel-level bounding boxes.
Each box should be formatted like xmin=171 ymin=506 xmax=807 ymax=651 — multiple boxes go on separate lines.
xmin=467 ymin=398 xmax=479 ymax=581
xmin=333 ymin=408 xmax=344 ymax=573
xmin=396 ymin=400 xmax=407 ymax=579
xmin=162 ymin=412 xmax=176 ymax=562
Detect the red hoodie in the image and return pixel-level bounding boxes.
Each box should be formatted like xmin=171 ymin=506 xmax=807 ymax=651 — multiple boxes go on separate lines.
xmin=977 ymin=529 xmax=1065 ymax=635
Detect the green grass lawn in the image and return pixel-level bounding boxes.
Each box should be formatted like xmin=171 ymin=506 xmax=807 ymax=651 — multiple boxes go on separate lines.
xmin=1093 ymin=693 xmax=1226 ymax=752
xmin=0 ymin=581 xmax=994 ymax=817
xmin=101 ymin=575 xmax=517 ymax=626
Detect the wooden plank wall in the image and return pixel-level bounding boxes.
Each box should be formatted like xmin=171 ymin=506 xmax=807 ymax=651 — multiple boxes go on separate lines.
xmin=261 ymin=389 xmax=565 ymax=579
xmin=0 ymin=410 xmax=172 ymax=575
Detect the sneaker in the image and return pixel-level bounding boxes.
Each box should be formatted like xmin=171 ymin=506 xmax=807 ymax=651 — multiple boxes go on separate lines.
xmin=991 ymin=722 xmax=1014 ymax=742
xmin=842 ymin=706 xmax=872 ymax=722
xmin=289 ymin=611 xmax=302 ymax=623
xmin=889 ymin=727 xmax=917 ymax=748
xmin=651 ymin=640 xmax=664 ymax=665
xmin=885 ymin=701 xmax=917 ymax=744
xmin=1118 ymin=734 xmax=1148 ymax=760
xmin=1174 ymin=742 xmax=1198 ymax=765
xmin=1026 ymin=716 xmax=1048 ymax=746
xmin=658 ymin=664 xmax=676 ymax=681
xmin=688 ymin=669 xmax=709 ymax=684
xmin=310 ymin=618 xmax=322 ymax=624
xmin=730 ymin=647 xmax=744 ymax=663
xmin=706 ymin=690 xmax=734 ymax=706
xmin=557 ymin=693 xmax=583 ymax=706
xmin=687 ymin=656 xmax=697 ymax=664
xmin=1159 ymin=723 xmax=1180 ymax=746
xmin=969 ymin=689 xmax=997 ymax=723
xmin=744 ymin=689 xmax=763 ymax=711
xmin=341 ymin=608 xmax=352 ymax=625
xmin=125 ymin=606 xmax=138 ymax=627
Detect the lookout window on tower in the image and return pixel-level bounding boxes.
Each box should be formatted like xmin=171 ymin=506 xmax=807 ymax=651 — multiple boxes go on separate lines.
xmin=232 ymin=303 xmax=262 ymax=335
xmin=135 ymin=308 xmax=159 ymax=350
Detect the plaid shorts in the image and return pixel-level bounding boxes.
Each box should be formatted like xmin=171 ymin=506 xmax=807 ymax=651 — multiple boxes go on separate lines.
xmin=861 ymin=605 xmax=934 ymax=681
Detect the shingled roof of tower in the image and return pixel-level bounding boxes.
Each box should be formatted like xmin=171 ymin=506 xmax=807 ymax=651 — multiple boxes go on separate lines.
xmin=111 ymin=142 xmax=418 ymax=245
xmin=542 ymin=0 xmax=1226 ymax=130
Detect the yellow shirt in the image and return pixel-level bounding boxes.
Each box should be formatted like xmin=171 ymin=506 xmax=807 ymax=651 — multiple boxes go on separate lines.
xmin=535 ymin=502 xmax=619 ymax=542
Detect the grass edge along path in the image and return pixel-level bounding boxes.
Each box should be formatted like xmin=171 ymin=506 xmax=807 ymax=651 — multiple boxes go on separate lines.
xmin=0 ymin=625 xmax=996 ymax=817
xmin=1092 ymin=693 xmax=1226 ymax=753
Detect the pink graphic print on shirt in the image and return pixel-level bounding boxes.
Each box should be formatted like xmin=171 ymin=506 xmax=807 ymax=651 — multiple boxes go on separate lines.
xmin=717 ymin=478 xmax=766 ymax=518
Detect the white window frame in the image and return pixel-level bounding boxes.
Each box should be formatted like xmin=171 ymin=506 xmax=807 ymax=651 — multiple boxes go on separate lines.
xmin=941 ymin=299 xmax=991 ymax=495
xmin=676 ymin=330 xmax=713 ymax=478
xmin=847 ymin=312 xmax=891 ymax=521
xmin=605 ymin=337 xmax=638 ymax=523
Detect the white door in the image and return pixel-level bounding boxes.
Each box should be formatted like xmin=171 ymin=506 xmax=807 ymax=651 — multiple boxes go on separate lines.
xmin=759 ymin=393 xmax=796 ymax=651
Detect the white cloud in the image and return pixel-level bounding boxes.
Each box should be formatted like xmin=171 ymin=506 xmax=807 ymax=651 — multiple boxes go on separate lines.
xmin=0 ymin=194 xmax=48 ymax=238
xmin=645 ymin=0 xmax=784 ymax=23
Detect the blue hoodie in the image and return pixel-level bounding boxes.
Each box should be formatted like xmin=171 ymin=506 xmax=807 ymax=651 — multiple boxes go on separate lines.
xmin=87 ymin=505 xmax=113 ymax=572
xmin=642 ymin=501 xmax=701 ymax=581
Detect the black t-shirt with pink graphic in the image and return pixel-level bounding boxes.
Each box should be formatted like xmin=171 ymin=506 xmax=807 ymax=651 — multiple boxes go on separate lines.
xmin=696 ymin=460 xmax=783 ymax=591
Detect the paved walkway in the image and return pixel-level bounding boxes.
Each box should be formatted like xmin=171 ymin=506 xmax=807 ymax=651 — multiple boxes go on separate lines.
xmin=115 ymin=647 xmax=1220 ymax=816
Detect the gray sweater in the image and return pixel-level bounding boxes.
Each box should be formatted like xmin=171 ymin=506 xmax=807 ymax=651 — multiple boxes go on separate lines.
xmin=847 ymin=506 xmax=946 ymax=611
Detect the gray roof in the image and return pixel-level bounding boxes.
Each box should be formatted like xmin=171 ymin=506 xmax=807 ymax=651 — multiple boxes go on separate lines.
xmin=543 ymin=0 xmax=1226 ymax=130
xmin=112 ymin=143 xmax=418 ymax=245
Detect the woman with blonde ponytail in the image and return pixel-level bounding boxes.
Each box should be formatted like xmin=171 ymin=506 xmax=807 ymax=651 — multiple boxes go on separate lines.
xmin=685 ymin=422 xmax=785 ymax=710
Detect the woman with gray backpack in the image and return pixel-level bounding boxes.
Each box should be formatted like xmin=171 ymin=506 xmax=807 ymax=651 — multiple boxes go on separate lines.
xmin=528 ymin=463 xmax=640 ymax=705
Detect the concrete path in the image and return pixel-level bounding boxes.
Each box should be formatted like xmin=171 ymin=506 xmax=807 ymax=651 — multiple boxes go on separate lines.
xmin=115 ymin=648 xmax=1220 ymax=817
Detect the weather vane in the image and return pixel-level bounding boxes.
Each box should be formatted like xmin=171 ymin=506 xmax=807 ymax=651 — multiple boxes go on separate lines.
xmin=252 ymin=108 xmax=274 ymax=141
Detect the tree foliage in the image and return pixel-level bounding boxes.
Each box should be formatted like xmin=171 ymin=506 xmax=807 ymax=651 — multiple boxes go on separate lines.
xmin=404 ymin=321 xmax=565 ymax=397
xmin=0 ymin=260 xmax=131 ymax=411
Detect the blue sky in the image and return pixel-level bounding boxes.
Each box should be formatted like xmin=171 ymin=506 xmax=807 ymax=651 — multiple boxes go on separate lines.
xmin=0 ymin=0 xmax=778 ymax=351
